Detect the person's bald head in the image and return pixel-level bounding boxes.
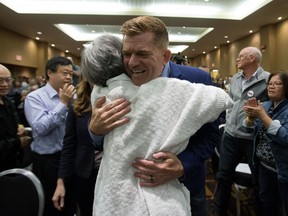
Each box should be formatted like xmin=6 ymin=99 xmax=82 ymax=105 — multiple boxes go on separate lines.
xmin=0 ymin=64 xmax=13 ymax=100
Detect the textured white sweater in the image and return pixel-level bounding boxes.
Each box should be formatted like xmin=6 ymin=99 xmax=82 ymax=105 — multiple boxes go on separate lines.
xmin=91 ymin=74 xmax=233 ymax=216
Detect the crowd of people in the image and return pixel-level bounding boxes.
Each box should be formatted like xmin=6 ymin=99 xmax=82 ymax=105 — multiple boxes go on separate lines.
xmin=1 ymin=15 xmax=287 ymax=216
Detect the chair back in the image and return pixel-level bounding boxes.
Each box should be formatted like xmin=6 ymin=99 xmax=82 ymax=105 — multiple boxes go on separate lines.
xmin=0 ymin=168 xmax=44 ymax=216
xmin=215 ymin=123 xmax=225 ymax=157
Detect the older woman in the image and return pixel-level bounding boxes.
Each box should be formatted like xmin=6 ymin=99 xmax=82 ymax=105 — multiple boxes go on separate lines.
xmin=243 ymin=71 xmax=288 ymax=216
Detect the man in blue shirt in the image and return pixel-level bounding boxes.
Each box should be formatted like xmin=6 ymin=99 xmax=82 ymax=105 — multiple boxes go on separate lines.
xmin=24 ymin=56 xmax=76 ymax=216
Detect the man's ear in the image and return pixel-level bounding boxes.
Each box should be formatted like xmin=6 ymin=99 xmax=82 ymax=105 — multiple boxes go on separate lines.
xmin=47 ymin=69 xmax=53 ymax=79
xmin=249 ymin=55 xmax=256 ymax=62
xmin=47 ymin=69 xmax=53 ymax=78
xmin=163 ymin=49 xmax=172 ymax=64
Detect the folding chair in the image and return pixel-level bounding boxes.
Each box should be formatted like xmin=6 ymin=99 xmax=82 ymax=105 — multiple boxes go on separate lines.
xmin=0 ymin=168 xmax=45 ymax=216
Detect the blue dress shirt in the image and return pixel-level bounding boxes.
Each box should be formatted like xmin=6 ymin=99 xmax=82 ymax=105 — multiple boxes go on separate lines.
xmin=24 ymin=83 xmax=69 ymax=154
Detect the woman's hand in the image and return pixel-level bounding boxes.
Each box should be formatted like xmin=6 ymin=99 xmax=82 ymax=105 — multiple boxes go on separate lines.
xmin=52 ymin=179 xmax=66 ymax=211
xmin=89 ymin=97 xmax=131 ymax=135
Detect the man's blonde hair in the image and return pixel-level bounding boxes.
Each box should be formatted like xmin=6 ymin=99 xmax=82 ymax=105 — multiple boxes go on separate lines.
xmin=120 ymin=16 xmax=169 ymax=50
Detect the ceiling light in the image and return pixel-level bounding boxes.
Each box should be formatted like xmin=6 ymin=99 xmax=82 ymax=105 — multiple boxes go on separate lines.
xmin=37 ymin=32 xmax=42 ymax=35
xmin=278 ymin=17 xmax=282 ymax=20
xmin=214 ymin=46 xmax=217 ymax=49
xmin=65 ymin=50 xmax=69 ymax=53
xmin=203 ymin=51 xmax=206 ymax=54
xmin=35 ymin=37 xmax=40 ymax=40
xmin=51 ymin=44 xmax=55 ymax=47
xmin=1 ymin=0 xmax=272 ymax=20
xmin=169 ymin=45 xmax=189 ymax=54
xmin=249 ymin=30 xmax=253 ymax=33
xmin=55 ymin=24 xmax=213 ymax=43
xmin=224 ymin=36 xmax=228 ymax=38
xmin=227 ymin=40 xmax=230 ymax=43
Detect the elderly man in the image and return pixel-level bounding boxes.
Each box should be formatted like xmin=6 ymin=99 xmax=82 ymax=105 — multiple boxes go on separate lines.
xmin=0 ymin=64 xmax=31 ymax=171
xmin=213 ymin=46 xmax=270 ymax=216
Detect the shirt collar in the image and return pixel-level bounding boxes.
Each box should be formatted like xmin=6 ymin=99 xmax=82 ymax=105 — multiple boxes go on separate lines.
xmin=161 ymin=62 xmax=170 ymax=78
xmin=45 ymin=82 xmax=59 ymax=99
xmin=239 ymin=66 xmax=261 ymax=80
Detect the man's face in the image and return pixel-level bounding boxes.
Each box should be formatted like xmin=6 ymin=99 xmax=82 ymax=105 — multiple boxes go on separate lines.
xmin=122 ymin=31 xmax=171 ymax=86
xmin=48 ymin=65 xmax=73 ymax=91
xmin=0 ymin=67 xmax=12 ymax=98
xmin=236 ymin=48 xmax=253 ymax=70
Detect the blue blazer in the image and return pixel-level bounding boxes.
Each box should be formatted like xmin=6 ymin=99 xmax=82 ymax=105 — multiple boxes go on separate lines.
xmin=169 ymin=62 xmax=220 ymax=196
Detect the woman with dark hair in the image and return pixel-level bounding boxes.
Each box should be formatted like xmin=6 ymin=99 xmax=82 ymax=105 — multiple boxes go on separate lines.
xmin=52 ymin=76 xmax=102 ymax=216
xmin=243 ymin=71 xmax=288 ymax=216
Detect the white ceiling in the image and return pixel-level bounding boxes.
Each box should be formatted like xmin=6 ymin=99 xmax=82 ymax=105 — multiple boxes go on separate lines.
xmin=0 ymin=0 xmax=287 ymax=57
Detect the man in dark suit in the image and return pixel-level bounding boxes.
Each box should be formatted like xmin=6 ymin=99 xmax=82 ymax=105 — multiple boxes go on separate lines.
xmin=89 ymin=16 xmax=219 ymax=216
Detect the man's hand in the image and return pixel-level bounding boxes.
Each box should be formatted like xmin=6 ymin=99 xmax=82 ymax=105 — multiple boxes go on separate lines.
xmin=89 ymin=97 xmax=131 ymax=135
xmin=132 ymin=151 xmax=184 ymax=187
xmin=59 ymin=83 xmax=76 ymax=106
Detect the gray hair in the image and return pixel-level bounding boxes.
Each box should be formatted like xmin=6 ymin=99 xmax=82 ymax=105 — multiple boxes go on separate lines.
xmin=248 ymin=46 xmax=262 ymax=63
xmin=81 ymin=34 xmax=125 ymax=87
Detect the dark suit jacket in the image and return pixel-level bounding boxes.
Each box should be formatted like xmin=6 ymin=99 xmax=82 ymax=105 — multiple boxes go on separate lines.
xmin=58 ymin=106 xmax=96 ymax=179
xmin=0 ymin=96 xmax=22 ymax=171
xmin=169 ymin=62 xmax=220 ymax=196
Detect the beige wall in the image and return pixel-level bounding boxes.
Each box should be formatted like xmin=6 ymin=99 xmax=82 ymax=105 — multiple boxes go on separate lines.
xmin=191 ymin=19 xmax=288 ymax=78
xmin=0 ymin=26 xmax=80 ymax=77
xmin=275 ymin=20 xmax=288 ymax=71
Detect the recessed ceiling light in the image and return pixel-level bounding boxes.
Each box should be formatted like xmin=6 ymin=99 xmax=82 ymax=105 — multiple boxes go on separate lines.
xmin=37 ymin=31 xmax=42 ymax=35
xmin=51 ymin=44 xmax=55 ymax=47
xmin=278 ymin=17 xmax=282 ymax=20
xmin=55 ymin=24 xmax=213 ymax=43
xmin=203 ymin=51 xmax=206 ymax=54
xmin=65 ymin=50 xmax=69 ymax=53
xmin=35 ymin=37 xmax=40 ymax=40
xmin=214 ymin=46 xmax=217 ymax=49
xmin=224 ymin=36 xmax=228 ymax=38
xmin=249 ymin=30 xmax=253 ymax=33
xmin=77 ymin=48 xmax=80 ymax=50
xmin=182 ymin=26 xmax=186 ymax=29
xmin=227 ymin=40 xmax=230 ymax=43
xmin=169 ymin=45 xmax=189 ymax=53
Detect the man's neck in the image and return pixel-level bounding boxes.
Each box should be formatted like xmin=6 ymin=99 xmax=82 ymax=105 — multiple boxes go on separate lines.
xmin=243 ymin=65 xmax=259 ymax=79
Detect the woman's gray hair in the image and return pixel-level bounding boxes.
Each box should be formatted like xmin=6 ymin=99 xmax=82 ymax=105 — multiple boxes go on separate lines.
xmin=81 ymin=34 xmax=125 ymax=87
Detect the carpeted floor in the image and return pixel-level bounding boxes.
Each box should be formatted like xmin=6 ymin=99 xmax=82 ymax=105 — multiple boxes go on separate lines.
xmin=205 ymin=160 xmax=256 ymax=216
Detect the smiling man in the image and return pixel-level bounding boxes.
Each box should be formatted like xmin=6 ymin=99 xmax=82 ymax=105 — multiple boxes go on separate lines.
xmin=88 ymin=16 xmax=221 ymax=216
xmin=24 ymin=56 xmax=76 ymax=216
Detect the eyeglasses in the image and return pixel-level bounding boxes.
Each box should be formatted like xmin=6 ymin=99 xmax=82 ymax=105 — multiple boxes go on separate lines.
xmin=267 ymin=82 xmax=283 ymax=87
xmin=58 ymin=71 xmax=73 ymax=77
xmin=0 ymin=77 xmax=14 ymax=85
